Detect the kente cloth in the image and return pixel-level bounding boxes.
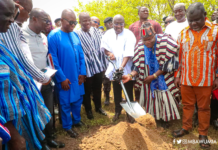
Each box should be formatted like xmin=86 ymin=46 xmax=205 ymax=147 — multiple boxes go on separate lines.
xmin=175 ymin=18 xmax=218 ymax=86
xmin=143 ymin=35 xmax=168 ymax=97
xmin=0 ymin=40 xmax=51 ymax=150
xmin=133 ymin=34 xmax=180 ymax=121
xmin=0 ymin=117 xmax=11 ymax=144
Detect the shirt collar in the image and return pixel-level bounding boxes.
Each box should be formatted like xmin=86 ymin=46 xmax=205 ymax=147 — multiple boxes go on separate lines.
xmin=25 ymin=26 xmax=42 ymax=37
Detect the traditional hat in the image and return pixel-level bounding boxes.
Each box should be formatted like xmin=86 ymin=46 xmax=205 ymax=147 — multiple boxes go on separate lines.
xmin=140 ymin=21 xmax=156 ymax=38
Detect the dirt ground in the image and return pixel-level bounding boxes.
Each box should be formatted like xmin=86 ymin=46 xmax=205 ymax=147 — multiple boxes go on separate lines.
xmin=52 ymin=92 xmax=218 ymax=150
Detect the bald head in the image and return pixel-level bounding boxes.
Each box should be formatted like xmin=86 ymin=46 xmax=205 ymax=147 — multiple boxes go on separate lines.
xmin=62 ymin=9 xmax=76 ymax=19
xmin=14 ymin=0 xmax=33 ymax=23
xmin=91 ymin=16 xmax=100 ymax=28
xmin=0 ymin=0 xmax=15 ymax=32
xmin=29 ymin=8 xmax=48 ymax=20
xmin=187 ymin=2 xmax=205 ymax=16
xmin=113 ymin=14 xmax=125 ymax=34
xmin=113 ymin=14 xmax=124 ymax=23
xmin=164 ymin=16 xmax=175 ymax=27
xmin=186 ymin=2 xmax=206 ymax=31
xmin=79 ymin=12 xmax=90 ymax=21
xmin=174 ymin=3 xmax=185 ymax=10
xmin=61 ymin=9 xmax=77 ymax=33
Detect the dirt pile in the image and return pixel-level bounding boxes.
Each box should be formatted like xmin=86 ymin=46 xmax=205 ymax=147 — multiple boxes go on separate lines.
xmin=79 ymin=114 xmax=174 ymax=150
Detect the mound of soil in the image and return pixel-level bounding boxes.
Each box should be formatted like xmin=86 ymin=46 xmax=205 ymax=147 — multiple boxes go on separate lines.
xmin=79 ymin=114 xmax=174 ymax=150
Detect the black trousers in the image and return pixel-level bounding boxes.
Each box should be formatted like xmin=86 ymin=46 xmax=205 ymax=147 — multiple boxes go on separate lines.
xmin=41 ymin=84 xmax=54 ymax=138
xmin=103 ymin=75 xmax=111 ymax=94
xmin=211 ymin=98 xmax=218 ymax=121
xmin=83 ymin=72 xmax=103 ymax=112
xmin=113 ymin=81 xmax=134 ymax=113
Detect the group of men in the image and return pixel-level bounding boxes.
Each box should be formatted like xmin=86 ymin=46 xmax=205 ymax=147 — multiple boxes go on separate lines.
xmin=0 ymin=0 xmax=218 ymax=149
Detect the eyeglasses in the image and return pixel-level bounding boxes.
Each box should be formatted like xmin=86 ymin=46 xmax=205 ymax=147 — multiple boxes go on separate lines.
xmin=113 ymin=23 xmax=124 ymax=27
xmin=63 ymin=18 xmax=78 ymax=26
xmin=92 ymin=20 xmax=100 ymax=25
xmin=39 ymin=18 xmax=51 ymax=24
xmin=164 ymin=20 xmax=174 ymax=24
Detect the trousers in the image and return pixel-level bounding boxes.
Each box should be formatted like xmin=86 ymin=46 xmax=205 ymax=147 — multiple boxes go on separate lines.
xmin=83 ymin=72 xmax=103 ymax=112
xmin=41 ymin=84 xmax=54 ymax=138
xmin=60 ymin=96 xmax=83 ymax=130
xmin=181 ymin=85 xmax=212 ymax=135
xmin=112 ymin=81 xmax=134 ymax=113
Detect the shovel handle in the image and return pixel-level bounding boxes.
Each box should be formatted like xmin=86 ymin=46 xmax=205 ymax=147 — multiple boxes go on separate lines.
xmin=106 ymin=55 xmax=135 ymax=112
xmin=120 ymin=81 xmax=135 ymax=112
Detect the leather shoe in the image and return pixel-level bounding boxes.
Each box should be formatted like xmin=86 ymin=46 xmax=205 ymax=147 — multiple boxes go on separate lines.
xmin=112 ymin=113 xmax=120 ymax=122
xmin=96 ymin=108 xmax=107 ymax=116
xmin=86 ymin=110 xmax=94 ymax=120
xmin=47 ymin=139 xmax=65 ymax=148
xmin=41 ymin=143 xmax=51 ymax=150
xmin=73 ymin=121 xmax=85 ymax=127
xmin=66 ymin=129 xmax=78 ymax=138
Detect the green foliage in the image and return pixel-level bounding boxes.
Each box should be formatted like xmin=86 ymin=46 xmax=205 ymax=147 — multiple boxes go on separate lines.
xmin=74 ymin=0 xmax=217 ymax=28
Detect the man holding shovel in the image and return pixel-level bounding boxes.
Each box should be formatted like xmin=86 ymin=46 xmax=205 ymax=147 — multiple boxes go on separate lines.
xmin=122 ymin=22 xmax=180 ymax=128
xmin=101 ymin=14 xmax=136 ymax=122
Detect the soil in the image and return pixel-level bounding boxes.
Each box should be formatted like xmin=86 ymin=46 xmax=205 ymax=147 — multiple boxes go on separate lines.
xmin=79 ymin=114 xmax=174 ymax=150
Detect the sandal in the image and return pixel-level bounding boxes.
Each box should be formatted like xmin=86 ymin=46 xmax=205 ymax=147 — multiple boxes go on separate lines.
xmin=172 ymin=128 xmax=189 ymax=138
xmin=199 ymin=135 xmax=211 ymax=149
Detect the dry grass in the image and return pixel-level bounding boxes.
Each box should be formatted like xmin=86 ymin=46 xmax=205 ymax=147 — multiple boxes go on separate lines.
xmin=52 ymin=90 xmax=218 ymax=150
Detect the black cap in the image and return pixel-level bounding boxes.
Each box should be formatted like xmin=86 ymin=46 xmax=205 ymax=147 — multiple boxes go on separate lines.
xmin=162 ymin=16 xmax=168 ymax=22
xmin=55 ymin=18 xmax=61 ymax=23
xmin=104 ymin=17 xmax=113 ymax=23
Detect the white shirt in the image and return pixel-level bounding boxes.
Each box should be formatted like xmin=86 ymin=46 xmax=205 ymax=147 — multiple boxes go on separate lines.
xmin=23 ymin=26 xmax=48 ymax=70
xmin=165 ymin=19 xmax=189 ymax=41
xmin=101 ymin=28 xmax=136 ymax=80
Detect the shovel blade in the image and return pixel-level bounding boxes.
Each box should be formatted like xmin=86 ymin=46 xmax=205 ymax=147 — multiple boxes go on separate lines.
xmin=120 ymin=101 xmax=146 ymax=118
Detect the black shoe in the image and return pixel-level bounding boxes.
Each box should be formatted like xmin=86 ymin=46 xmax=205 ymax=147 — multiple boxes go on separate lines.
xmin=66 ymin=129 xmax=78 ymax=138
xmin=47 ymin=139 xmax=65 ymax=148
xmin=104 ymin=97 xmax=110 ymax=106
xmin=73 ymin=121 xmax=85 ymax=128
xmin=96 ymin=108 xmax=107 ymax=116
xmin=86 ymin=110 xmax=94 ymax=120
xmin=213 ymin=120 xmax=218 ymax=130
xmin=41 ymin=144 xmax=51 ymax=150
xmin=41 ymin=140 xmax=51 ymax=150
xmin=112 ymin=113 xmax=120 ymax=122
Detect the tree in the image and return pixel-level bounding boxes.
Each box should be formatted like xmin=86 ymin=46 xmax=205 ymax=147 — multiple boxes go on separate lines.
xmin=74 ymin=0 xmax=217 ymax=29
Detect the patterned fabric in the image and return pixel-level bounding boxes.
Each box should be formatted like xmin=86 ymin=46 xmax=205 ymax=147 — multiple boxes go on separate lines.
xmin=0 ymin=23 xmax=50 ymax=83
xmin=129 ymin=20 xmax=163 ymax=45
xmin=175 ymin=18 xmax=218 ymax=86
xmin=143 ymin=36 xmax=168 ymax=96
xmin=0 ymin=117 xmax=11 ymax=145
xmin=75 ymin=27 xmax=107 ymax=77
xmin=0 ymin=40 xmax=51 ymax=150
xmin=133 ymin=34 xmax=180 ymax=121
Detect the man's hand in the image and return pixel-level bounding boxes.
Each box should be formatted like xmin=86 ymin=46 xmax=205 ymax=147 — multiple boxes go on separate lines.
xmin=61 ymin=79 xmax=71 ymax=91
xmin=122 ymin=75 xmax=131 ymax=84
xmin=143 ymin=75 xmax=155 ymax=84
xmin=4 ymin=122 xmax=26 ymax=150
xmin=212 ymin=78 xmax=218 ymax=91
xmin=42 ymin=78 xmax=52 ymax=85
xmin=0 ymin=137 xmax=2 ymax=150
xmin=108 ymin=53 xmax=115 ymax=60
xmin=8 ymin=135 xmax=26 ymax=150
xmin=78 ymin=75 xmax=86 ymax=85
xmin=174 ymin=77 xmax=181 ymax=89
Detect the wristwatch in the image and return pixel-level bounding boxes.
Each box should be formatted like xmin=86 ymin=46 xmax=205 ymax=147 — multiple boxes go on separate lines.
xmin=128 ymin=74 xmax=133 ymax=80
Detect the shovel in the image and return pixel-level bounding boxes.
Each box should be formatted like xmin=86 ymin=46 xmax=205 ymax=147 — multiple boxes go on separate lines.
xmin=106 ymin=56 xmax=146 ymax=118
